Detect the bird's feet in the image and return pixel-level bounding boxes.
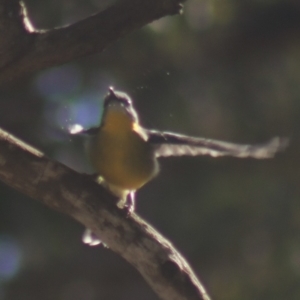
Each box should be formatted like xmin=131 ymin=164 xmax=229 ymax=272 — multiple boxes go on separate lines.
xmin=82 ymin=229 xmax=104 ymax=247
xmin=117 ymin=191 xmax=135 ymax=216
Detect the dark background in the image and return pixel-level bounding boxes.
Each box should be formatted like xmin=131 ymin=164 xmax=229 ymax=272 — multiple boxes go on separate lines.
xmin=0 ymin=0 xmax=299 ymax=299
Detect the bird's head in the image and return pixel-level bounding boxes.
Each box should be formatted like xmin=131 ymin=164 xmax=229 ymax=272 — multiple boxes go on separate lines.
xmin=103 ymin=87 xmax=139 ymax=123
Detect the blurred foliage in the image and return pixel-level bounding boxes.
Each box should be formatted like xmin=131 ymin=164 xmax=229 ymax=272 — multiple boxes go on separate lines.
xmin=0 ymin=0 xmax=300 ymax=299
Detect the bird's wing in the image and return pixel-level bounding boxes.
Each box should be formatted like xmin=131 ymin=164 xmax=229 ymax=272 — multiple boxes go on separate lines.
xmin=69 ymin=125 xmax=99 ymax=136
xmin=147 ymin=130 xmax=288 ymax=159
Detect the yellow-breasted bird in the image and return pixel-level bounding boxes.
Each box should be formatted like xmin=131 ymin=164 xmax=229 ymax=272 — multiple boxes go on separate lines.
xmin=71 ymin=87 xmax=288 ymax=245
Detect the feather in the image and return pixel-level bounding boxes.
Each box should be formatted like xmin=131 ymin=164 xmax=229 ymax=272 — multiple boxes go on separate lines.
xmin=147 ymin=130 xmax=289 ymax=159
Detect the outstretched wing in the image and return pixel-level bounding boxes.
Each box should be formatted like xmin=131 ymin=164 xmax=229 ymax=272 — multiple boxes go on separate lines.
xmin=69 ymin=124 xmax=99 ymax=136
xmin=147 ymin=130 xmax=288 ymax=159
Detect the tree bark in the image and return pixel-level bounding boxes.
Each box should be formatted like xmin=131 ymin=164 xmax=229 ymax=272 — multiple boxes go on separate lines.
xmin=0 ymin=128 xmax=211 ymax=300
xmin=0 ymin=0 xmax=212 ymax=299
xmin=0 ymin=0 xmax=184 ymax=84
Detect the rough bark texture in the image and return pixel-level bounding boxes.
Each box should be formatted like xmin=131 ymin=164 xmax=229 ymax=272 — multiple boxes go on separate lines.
xmin=0 ymin=0 xmax=184 ymax=83
xmin=0 ymin=0 xmax=213 ymax=299
xmin=0 ymin=128 xmax=211 ymax=300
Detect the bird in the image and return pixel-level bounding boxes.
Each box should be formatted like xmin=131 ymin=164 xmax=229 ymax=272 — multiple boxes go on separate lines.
xmin=71 ymin=87 xmax=288 ymax=246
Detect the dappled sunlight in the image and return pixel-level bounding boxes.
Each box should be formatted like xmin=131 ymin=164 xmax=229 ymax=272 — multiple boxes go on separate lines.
xmin=0 ymin=0 xmax=299 ymax=299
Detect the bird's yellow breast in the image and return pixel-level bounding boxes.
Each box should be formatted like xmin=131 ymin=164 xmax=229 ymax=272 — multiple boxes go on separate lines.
xmin=88 ymin=110 xmax=158 ymax=190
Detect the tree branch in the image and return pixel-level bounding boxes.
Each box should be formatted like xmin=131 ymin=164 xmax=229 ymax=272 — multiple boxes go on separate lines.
xmin=0 ymin=127 xmax=210 ymax=300
xmin=0 ymin=0 xmax=184 ymax=83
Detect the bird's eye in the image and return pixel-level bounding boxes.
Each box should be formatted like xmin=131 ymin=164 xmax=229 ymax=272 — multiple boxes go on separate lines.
xmin=103 ymin=88 xmax=132 ymax=107
xmin=119 ymin=97 xmax=131 ymax=107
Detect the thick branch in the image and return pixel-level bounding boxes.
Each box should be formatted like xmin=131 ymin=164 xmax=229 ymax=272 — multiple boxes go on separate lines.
xmin=0 ymin=127 xmax=210 ymax=300
xmin=0 ymin=0 xmax=184 ymax=83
